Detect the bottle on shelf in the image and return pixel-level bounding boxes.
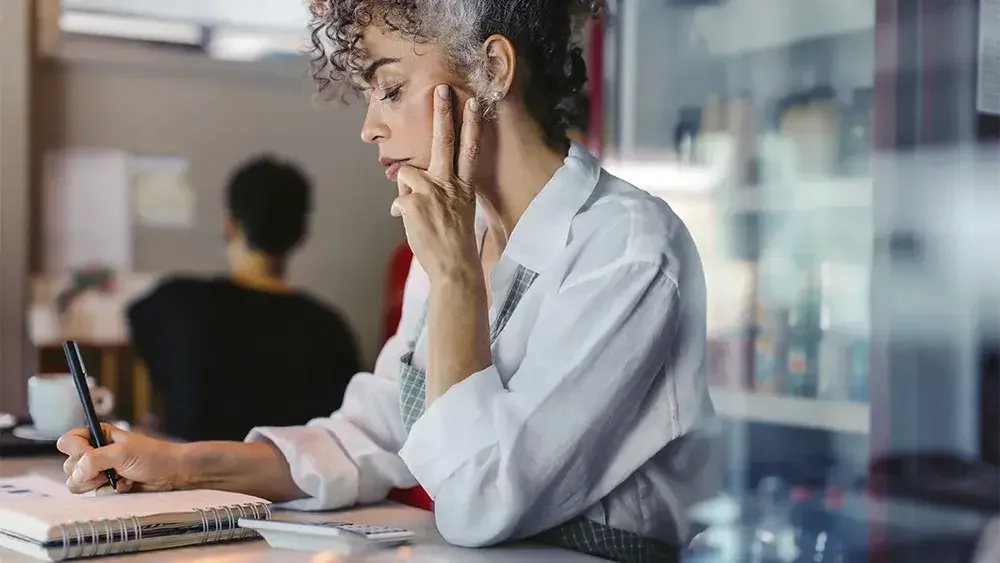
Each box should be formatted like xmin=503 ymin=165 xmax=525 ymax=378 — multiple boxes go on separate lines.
xmin=750 ymin=476 xmax=800 ymax=563
xmin=817 ymin=260 xmax=870 ymax=403
xmin=837 ymin=87 xmax=874 ymax=177
xmin=707 ymin=263 xmax=757 ymax=391
xmin=795 ymin=512 xmax=846 ymax=563
xmin=846 ymin=337 xmax=869 ymax=402
xmin=817 ymin=330 xmax=850 ymax=401
xmin=752 ymin=253 xmax=791 ymax=395
xmin=673 ymin=106 xmax=702 ymax=164
xmin=785 ymin=262 xmax=822 ymax=398
xmin=804 ymin=468 xmax=852 ymax=562
xmin=753 ymin=305 xmax=789 ymax=394
xmin=706 ymin=329 xmax=754 ymax=391
xmin=779 ymin=60 xmax=841 ymax=180
xmin=788 ymin=482 xmax=818 ymax=548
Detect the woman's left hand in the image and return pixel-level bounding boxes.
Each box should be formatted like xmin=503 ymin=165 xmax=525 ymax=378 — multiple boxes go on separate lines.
xmin=391 ymin=84 xmax=482 ymax=282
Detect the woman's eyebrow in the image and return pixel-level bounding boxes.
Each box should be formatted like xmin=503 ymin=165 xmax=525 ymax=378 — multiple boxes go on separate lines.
xmin=362 ymin=57 xmax=401 ymax=82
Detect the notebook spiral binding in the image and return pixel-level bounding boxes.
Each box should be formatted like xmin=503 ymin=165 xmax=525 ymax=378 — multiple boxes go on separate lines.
xmin=54 ymin=501 xmax=271 ymax=561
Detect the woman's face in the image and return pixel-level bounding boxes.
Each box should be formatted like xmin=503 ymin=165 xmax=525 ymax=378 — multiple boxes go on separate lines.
xmin=359 ymin=25 xmax=475 ymax=182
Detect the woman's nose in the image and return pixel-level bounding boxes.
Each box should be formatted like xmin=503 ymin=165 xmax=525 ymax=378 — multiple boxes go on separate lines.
xmin=361 ymin=105 xmax=388 ymax=144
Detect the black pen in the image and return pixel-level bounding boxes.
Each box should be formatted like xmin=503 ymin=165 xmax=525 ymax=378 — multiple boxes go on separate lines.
xmin=62 ymin=340 xmax=118 ymax=492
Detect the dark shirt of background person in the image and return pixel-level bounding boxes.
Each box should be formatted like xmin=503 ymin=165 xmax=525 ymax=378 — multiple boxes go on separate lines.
xmin=128 ymin=155 xmax=361 ymax=442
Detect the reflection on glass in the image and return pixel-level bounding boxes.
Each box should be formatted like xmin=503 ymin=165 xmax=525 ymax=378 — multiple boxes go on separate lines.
xmin=606 ymin=0 xmax=1000 ymax=559
xmin=603 ymin=0 xmax=879 ymax=560
xmin=606 ymin=2 xmax=874 ymax=406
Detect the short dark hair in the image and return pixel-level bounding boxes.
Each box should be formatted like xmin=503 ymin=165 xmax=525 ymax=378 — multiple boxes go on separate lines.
xmin=225 ymin=155 xmax=312 ymax=257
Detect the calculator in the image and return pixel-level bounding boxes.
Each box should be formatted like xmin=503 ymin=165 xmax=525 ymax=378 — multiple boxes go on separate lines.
xmin=237 ymin=517 xmax=415 ymax=554
xmin=289 ymin=521 xmax=413 ymax=541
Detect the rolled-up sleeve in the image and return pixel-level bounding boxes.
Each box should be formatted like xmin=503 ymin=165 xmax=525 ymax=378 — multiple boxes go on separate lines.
xmin=246 ymin=258 xmax=431 ymax=511
xmin=246 ymin=345 xmax=416 ymax=509
xmin=397 ymin=364 xmax=505 ymax=494
xmin=398 ymin=258 xmax=685 ymax=547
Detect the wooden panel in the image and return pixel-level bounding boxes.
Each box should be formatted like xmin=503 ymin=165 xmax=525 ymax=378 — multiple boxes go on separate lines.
xmin=0 ymin=0 xmax=35 ymax=416
xmin=35 ymin=0 xmax=61 ymax=56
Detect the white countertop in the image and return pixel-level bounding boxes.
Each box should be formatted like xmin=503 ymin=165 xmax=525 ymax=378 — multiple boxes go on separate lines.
xmin=0 ymin=457 xmax=603 ymax=562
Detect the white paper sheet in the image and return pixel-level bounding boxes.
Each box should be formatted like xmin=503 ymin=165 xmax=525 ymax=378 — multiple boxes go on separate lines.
xmin=132 ymin=155 xmax=195 ymax=228
xmin=0 ymin=475 xmax=74 ymax=503
xmin=42 ymin=147 xmax=133 ymax=274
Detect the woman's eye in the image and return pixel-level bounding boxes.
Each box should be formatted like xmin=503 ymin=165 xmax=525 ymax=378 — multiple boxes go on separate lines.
xmin=380 ymin=85 xmax=403 ymax=102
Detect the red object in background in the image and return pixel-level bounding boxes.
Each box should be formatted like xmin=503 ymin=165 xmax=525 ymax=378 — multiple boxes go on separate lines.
xmin=383 ymin=242 xmax=414 ymax=344
xmin=387 ymin=484 xmax=434 ymax=512
xmin=382 ymin=241 xmax=433 ymax=511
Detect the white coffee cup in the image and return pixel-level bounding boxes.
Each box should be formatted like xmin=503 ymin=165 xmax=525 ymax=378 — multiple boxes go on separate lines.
xmin=28 ymin=374 xmax=115 ymax=438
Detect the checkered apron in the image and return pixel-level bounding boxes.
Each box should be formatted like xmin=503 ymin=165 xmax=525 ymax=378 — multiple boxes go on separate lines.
xmin=398 ymin=264 xmax=680 ymax=563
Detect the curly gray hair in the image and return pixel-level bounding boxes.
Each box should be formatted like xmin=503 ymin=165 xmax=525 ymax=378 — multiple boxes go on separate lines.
xmin=308 ymin=0 xmax=599 ymax=149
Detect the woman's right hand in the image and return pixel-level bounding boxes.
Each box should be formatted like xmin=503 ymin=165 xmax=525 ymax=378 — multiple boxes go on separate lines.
xmin=57 ymin=423 xmax=184 ymax=494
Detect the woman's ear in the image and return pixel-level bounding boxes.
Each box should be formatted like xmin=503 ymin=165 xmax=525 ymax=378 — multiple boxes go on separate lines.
xmin=481 ymin=34 xmax=516 ymax=99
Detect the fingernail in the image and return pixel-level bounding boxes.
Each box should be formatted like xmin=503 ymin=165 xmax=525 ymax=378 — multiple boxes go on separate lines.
xmin=390 ymin=202 xmax=401 ymax=217
xmin=468 ymin=98 xmax=479 ymax=112
xmin=72 ymin=465 xmax=83 ymax=481
xmin=436 ymin=84 xmax=449 ymax=99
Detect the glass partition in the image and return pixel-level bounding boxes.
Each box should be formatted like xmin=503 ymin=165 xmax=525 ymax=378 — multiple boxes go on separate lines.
xmin=603 ymin=0 xmax=876 ymax=560
xmin=601 ymin=1 xmax=1000 ymax=561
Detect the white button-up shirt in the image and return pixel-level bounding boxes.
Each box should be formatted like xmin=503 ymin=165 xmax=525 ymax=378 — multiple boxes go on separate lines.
xmin=247 ymin=142 xmax=718 ymax=548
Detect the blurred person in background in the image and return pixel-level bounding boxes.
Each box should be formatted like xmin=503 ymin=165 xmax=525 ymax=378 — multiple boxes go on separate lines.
xmin=59 ymin=1 xmax=715 ymax=561
xmin=126 ymin=155 xmax=360 ymax=442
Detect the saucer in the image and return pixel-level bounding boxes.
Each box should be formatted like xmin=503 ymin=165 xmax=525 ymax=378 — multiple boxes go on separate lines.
xmin=12 ymin=425 xmax=60 ymax=442
xmin=12 ymin=420 xmax=130 ymax=442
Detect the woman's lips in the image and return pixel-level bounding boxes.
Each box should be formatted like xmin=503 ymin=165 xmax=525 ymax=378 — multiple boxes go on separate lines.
xmin=385 ymin=161 xmax=405 ymax=181
xmin=381 ymin=159 xmax=408 ymax=181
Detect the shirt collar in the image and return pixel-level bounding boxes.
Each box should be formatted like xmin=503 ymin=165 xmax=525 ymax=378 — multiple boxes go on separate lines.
xmin=477 ymin=141 xmax=601 ymax=274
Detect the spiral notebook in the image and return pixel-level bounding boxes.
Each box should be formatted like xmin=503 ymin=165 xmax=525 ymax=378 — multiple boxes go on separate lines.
xmin=0 ymin=488 xmax=272 ymax=561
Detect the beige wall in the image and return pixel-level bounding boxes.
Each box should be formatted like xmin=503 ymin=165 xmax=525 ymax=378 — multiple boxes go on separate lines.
xmin=0 ymin=0 xmax=34 ymax=415
xmin=35 ymin=37 xmax=403 ymax=366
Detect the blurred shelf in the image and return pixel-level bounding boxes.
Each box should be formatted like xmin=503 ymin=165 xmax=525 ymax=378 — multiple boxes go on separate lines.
xmin=62 ymin=0 xmax=309 ymax=32
xmin=710 ymin=387 xmax=870 ymax=434
xmin=691 ymin=0 xmax=874 ymax=56
xmin=603 ymin=158 xmax=872 ymax=213
xmin=720 ymin=177 xmax=872 ymax=213
xmin=45 ymin=35 xmax=308 ymax=80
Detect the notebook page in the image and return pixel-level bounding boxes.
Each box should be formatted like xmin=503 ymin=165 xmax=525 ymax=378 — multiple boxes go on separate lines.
xmin=0 ymin=475 xmax=76 ymax=502
xmin=0 ymin=489 xmax=268 ymax=542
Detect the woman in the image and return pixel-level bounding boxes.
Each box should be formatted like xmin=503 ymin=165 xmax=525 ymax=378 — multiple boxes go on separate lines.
xmin=57 ymin=0 xmax=716 ymax=561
